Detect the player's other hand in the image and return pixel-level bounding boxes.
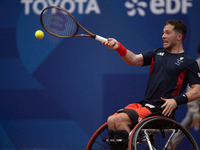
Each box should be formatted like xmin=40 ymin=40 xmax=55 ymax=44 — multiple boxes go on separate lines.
xmin=161 ymin=97 xmax=177 ymax=117
xmin=102 ymin=38 xmax=118 ymax=50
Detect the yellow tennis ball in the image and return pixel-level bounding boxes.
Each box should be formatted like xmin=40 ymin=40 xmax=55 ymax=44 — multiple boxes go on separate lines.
xmin=35 ymin=30 xmax=44 ymax=39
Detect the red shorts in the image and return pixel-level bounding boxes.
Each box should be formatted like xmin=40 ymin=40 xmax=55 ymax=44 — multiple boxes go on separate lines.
xmin=124 ymin=103 xmax=152 ymax=119
xmin=114 ymin=103 xmax=152 ymax=124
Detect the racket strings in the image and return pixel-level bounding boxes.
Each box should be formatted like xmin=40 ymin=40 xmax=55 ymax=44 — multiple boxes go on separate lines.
xmin=42 ymin=8 xmax=78 ymax=37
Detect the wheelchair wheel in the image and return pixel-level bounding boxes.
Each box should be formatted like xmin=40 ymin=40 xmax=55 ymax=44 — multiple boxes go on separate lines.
xmin=129 ymin=116 xmax=199 ymax=150
xmin=86 ymin=122 xmax=110 ymax=150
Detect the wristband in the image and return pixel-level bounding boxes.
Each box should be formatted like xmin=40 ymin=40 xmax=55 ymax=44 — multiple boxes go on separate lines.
xmin=174 ymin=94 xmax=188 ymax=105
xmin=116 ymin=42 xmax=127 ymax=57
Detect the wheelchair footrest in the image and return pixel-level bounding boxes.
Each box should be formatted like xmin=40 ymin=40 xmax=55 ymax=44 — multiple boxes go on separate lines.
xmin=103 ymin=138 xmax=129 ymax=143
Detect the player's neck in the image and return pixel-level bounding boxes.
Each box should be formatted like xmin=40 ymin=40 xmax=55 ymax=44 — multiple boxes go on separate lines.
xmin=167 ymin=44 xmax=184 ymax=54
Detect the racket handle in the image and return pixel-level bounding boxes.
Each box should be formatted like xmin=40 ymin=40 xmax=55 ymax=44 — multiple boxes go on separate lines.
xmin=94 ymin=35 xmax=107 ymax=42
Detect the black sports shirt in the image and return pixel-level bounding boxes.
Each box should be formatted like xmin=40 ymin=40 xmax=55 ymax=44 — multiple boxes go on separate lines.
xmin=141 ymin=48 xmax=200 ymax=110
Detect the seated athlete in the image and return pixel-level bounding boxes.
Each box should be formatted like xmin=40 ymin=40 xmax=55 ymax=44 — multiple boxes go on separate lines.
xmin=102 ymin=19 xmax=200 ymax=150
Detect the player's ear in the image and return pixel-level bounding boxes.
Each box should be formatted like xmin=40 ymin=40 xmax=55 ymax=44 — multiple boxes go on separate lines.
xmin=177 ymin=33 xmax=183 ymax=41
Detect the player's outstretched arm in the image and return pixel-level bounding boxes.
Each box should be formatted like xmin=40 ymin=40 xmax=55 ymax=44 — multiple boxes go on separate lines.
xmin=102 ymin=38 xmax=143 ymax=66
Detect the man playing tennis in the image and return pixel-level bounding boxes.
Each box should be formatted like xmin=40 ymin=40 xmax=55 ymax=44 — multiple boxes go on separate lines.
xmin=102 ymin=19 xmax=200 ymax=150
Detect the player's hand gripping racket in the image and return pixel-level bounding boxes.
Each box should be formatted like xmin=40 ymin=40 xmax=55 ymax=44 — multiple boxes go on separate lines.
xmin=40 ymin=6 xmax=107 ymax=42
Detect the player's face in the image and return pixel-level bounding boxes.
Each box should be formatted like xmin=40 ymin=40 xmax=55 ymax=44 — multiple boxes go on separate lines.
xmin=162 ymin=24 xmax=178 ymax=51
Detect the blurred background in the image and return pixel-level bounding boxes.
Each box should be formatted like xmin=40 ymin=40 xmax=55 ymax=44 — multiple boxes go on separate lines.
xmin=0 ymin=0 xmax=200 ymax=149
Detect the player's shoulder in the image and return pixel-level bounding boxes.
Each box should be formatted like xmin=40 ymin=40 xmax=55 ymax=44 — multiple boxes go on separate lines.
xmin=154 ymin=47 xmax=167 ymax=53
xmin=180 ymin=52 xmax=198 ymax=68
xmin=150 ymin=47 xmax=166 ymax=56
xmin=182 ymin=51 xmax=196 ymax=61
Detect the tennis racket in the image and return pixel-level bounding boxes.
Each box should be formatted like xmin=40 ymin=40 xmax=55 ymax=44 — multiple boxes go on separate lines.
xmin=40 ymin=6 xmax=107 ymax=42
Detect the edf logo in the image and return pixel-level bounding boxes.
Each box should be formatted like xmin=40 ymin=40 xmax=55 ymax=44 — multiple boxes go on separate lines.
xmin=125 ymin=0 xmax=193 ymax=17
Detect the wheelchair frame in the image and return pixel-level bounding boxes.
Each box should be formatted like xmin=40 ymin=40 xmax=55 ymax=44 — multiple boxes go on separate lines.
xmin=86 ymin=114 xmax=199 ymax=150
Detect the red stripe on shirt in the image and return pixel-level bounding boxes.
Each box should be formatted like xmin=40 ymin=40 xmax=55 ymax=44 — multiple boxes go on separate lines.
xmin=171 ymin=70 xmax=187 ymax=97
xmin=149 ymin=58 xmax=154 ymax=76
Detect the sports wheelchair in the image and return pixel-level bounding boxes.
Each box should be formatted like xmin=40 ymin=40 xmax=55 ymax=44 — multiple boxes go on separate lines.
xmin=86 ymin=112 xmax=199 ymax=150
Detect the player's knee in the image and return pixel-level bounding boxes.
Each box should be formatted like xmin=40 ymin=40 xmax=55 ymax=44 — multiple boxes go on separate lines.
xmin=107 ymin=115 xmax=115 ymax=124
xmin=114 ymin=113 xmax=129 ymax=128
xmin=107 ymin=115 xmax=116 ymax=129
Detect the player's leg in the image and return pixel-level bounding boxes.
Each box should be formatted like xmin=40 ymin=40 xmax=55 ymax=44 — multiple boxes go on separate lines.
xmin=107 ymin=113 xmax=131 ymax=149
xmin=107 ymin=115 xmax=117 ymax=131
xmin=113 ymin=112 xmax=133 ymax=132
xmin=107 ymin=103 xmax=144 ymax=150
xmin=107 ymin=103 xmax=153 ymax=132
xmin=107 ymin=109 xmax=137 ymax=150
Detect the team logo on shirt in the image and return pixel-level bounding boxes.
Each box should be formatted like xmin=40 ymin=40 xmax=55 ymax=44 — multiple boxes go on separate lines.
xmin=157 ymin=52 xmax=164 ymax=56
xmin=175 ymin=57 xmax=184 ymax=66
xmin=198 ymin=72 xmax=200 ymax=78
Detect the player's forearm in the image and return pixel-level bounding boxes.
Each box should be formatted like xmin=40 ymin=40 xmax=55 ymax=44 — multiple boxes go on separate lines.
xmin=103 ymin=39 xmax=143 ymax=66
xmin=121 ymin=50 xmax=143 ymax=66
xmin=115 ymin=42 xmax=143 ymax=66
xmin=186 ymin=84 xmax=200 ymax=103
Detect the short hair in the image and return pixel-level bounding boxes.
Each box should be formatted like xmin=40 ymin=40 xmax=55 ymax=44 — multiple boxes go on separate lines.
xmin=165 ymin=20 xmax=187 ymax=42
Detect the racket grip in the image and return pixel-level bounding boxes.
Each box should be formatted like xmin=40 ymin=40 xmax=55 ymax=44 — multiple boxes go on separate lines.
xmin=94 ymin=35 xmax=107 ymax=42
